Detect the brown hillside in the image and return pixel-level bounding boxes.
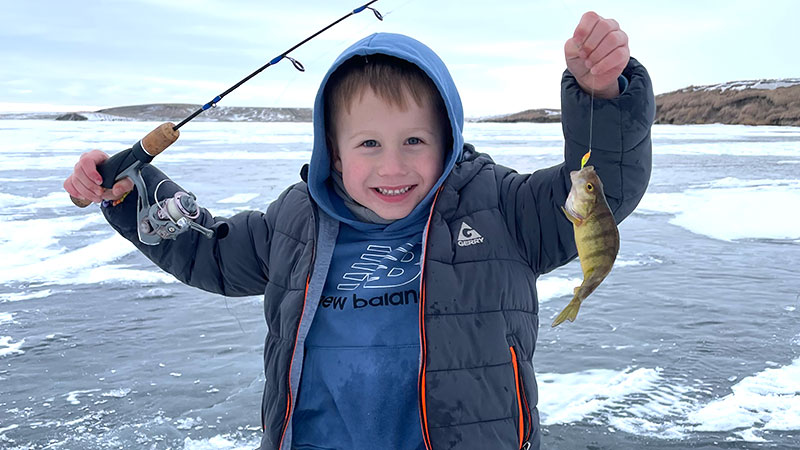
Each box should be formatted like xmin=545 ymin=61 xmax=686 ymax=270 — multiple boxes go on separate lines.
xmin=478 ymin=108 xmax=561 ymax=123
xmin=96 ymin=104 xmax=312 ymax=122
xmin=655 ymin=85 xmax=800 ymax=126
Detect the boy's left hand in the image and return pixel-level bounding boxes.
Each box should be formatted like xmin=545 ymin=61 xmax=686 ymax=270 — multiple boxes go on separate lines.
xmin=564 ymin=11 xmax=630 ymax=99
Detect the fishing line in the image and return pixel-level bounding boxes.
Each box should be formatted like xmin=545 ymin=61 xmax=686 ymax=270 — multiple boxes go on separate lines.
xmin=225 ymin=296 xmax=247 ymax=335
xmin=267 ymin=0 xmax=415 ymax=107
xmin=68 ymin=1 xmax=387 ymax=231
xmin=560 ymin=0 xmax=595 ymax=169
xmin=172 ymin=0 xmax=384 ymax=131
xmin=270 ymin=2 xmax=392 ymax=106
xmin=381 ymin=0 xmax=421 ymax=19
xmin=583 ymin=81 xmax=594 ymax=169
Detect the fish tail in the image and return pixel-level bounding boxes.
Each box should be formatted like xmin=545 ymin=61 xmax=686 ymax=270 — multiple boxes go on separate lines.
xmin=551 ymin=297 xmax=582 ymax=328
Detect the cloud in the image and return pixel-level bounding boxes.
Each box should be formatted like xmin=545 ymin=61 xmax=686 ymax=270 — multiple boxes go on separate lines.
xmin=1 ymin=0 xmax=797 ymax=115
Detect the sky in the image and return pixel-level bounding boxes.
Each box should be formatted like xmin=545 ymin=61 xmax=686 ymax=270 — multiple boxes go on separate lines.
xmin=1 ymin=0 xmax=797 ymax=117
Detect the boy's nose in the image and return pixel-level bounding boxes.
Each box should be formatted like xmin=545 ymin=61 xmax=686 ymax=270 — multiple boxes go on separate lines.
xmin=376 ymin=147 xmax=408 ymax=176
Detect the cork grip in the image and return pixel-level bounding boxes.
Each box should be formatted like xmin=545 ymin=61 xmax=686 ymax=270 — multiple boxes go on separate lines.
xmin=141 ymin=122 xmax=180 ymax=157
xmin=70 ymin=122 xmax=180 ymax=208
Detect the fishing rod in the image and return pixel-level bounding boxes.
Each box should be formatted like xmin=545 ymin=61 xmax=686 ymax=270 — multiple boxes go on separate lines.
xmin=70 ymin=1 xmax=383 ymax=245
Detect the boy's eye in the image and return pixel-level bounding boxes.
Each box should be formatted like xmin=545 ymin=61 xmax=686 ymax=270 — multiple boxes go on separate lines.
xmin=406 ymin=137 xmax=423 ymax=145
xmin=361 ymin=139 xmax=379 ymax=148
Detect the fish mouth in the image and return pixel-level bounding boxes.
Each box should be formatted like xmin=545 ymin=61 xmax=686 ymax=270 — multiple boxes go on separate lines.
xmin=564 ymin=198 xmax=585 ymax=220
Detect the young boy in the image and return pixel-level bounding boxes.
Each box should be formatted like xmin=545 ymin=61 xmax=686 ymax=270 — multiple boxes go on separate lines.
xmin=64 ymin=12 xmax=654 ymax=450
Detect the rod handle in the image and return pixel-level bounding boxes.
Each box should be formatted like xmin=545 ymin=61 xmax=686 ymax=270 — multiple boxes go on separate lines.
xmin=70 ymin=122 xmax=179 ymax=208
xmin=71 ymin=196 xmax=93 ymax=208
xmin=141 ymin=122 xmax=180 ymax=157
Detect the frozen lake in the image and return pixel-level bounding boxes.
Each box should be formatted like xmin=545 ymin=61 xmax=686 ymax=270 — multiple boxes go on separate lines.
xmin=1 ymin=120 xmax=799 ymax=449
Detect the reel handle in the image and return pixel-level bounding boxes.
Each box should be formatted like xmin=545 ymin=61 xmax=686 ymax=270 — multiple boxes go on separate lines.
xmin=71 ymin=122 xmax=180 ymax=208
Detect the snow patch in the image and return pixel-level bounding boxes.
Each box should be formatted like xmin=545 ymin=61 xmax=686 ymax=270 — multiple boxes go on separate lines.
xmin=687 ymin=358 xmax=800 ymax=432
xmin=183 ymin=435 xmax=260 ymax=450
xmin=0 ymin=312 xmax=15 ymax=325
xmin=683 ymin=78 xmax=800 ymax=93
xmin=0 ymin=336 xmax=24 ymax=357
xmin=638 ymin=178 xmax=800 ymax=241
xmin=217 ymin=193 xmax=259 ymax=204
xmin=538 ymin=367 xmax=662 ymax=425
xmin=101 ymin=388 xmax=131 ymax=398
xmin=536 ymin=275 xmax=582 ymax=303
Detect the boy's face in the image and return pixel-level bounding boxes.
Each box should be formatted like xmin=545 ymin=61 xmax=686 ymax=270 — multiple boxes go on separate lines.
xmin=332 ymin=87 xmax=445 ymax=221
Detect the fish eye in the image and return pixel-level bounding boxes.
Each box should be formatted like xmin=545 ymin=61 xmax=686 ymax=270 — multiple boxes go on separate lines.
xmin=586 ymin=183 xmax=594 ymax=191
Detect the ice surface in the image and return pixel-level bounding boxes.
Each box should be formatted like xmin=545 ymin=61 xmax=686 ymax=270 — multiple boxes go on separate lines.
xmin=64 ymin=389 xmax=102 ymax=405
xmin=0 ymin=289 xmax=54 ymax=303
xmin=0 ymin=214 xmax=176 ymax=285
xmin=539 ymin=358 xmax=800 ymax=440
xmin=607 ymin=416 xmax=687 ymax=439
xmin=687 ymin=357 xmax=800 ymax=437
xmin=176 ymin=416 xmax=203 ymax=430
xmin=0 ymin=312 xmax=14 ymax=325
xmin=0 ymin=335 xmax=25 ymax=357
xmin=0 ymin=424 xmax=19 ymax=434
xmin=538 ymin=366 xmax=662 ymax=425
xmin=101 ymin=388 xmax=132 ymax=398
xmin=536 ymin=275 xmax=582 ymax=303
xmin=638 ymin=178 xmax=800 ymax=241
xmin=217 ymin=193 xmax=260 ymax=204
xmin=158 ymin=150 xmax=311 ymax=163
xmin=182 ymin=435 xmax=260 ymax=450
xmin=651 ymin=124 xmax=800 ymax=157
xmin=1 ymin=192 xmax=73 ymax=211
xmin=1 ymin=121 xmax=798 ymax=446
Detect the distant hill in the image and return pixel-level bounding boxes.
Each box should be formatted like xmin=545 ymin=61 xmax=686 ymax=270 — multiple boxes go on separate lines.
xmin=478 ymin=78 xmax=800 ymax=126
xmin=0 ymin=103 xmax=313 ymax=122
xmin=4 ymin=80 xmax=800 ymax=126
xmin=94 ymin=104 xmax=312 ymax=122
xmin=476 ymin=108 xmax=561 ymax=123
xmin=655 ymin=79 xmax=800 ymax=126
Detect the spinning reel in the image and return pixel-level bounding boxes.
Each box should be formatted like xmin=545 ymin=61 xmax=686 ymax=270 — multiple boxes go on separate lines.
xmin=71 ymin=123 xmax=228 ymax=245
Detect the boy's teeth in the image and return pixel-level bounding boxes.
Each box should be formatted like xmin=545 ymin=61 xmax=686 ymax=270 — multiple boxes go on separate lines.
xmin=376 ymin=186 xmax=411 ymax=196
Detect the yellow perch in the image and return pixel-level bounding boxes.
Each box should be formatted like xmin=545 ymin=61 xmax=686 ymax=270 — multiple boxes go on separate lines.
xmin=552 ymin=162 xmax=620 ymax=327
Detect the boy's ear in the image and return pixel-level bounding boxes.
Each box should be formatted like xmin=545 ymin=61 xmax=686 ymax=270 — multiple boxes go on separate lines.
xmin=327 ymin=137 xmax=343 ymax=172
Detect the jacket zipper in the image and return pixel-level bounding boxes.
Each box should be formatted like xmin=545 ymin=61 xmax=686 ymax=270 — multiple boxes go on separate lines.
xmin=510 ymin=346 xmax=532 ymax=449
xmin=418 ymin=187 xmax=442 ymax=450
xmin=277 ymin=205 xmax=318 ymax=450
xmin=276 ymin=273 xmax=311 ymax=448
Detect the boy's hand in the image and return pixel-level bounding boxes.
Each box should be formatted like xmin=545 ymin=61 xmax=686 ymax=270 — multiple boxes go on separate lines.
xmin=564 ymin=11 xmax=630 ymax=99
xmin=63 ymin=150 xmax=133 ymax=204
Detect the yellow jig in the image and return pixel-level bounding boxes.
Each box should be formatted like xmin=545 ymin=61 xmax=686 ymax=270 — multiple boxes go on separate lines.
xmin=581 ymin=150 xmax=591 ymax=169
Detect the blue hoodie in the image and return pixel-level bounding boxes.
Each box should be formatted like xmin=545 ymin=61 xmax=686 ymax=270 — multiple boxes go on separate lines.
xmin=292 ymin=33 xmax=464 ymax=449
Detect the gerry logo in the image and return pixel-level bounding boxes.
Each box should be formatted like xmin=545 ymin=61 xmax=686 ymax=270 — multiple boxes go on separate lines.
xmin=457 ymin=222 xmax=484 ymax=247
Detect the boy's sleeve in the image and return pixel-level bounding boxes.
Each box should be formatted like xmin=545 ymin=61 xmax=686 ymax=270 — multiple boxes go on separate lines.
xmin=500 ymin=57 xmax=654 ymax=275
xmin=102 ymin=164 xmax=280 ymax=297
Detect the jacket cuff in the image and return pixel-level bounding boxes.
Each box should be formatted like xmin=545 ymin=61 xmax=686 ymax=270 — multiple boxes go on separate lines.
xmin=101 ymin=164 xmax=184 ymax=241
xmin=560 ymin=57 xmax=655 ymax=155
xmin=618 ymin=74 xmax=629 ymax=94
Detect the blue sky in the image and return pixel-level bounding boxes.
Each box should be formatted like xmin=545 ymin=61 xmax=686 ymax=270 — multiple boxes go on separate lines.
xmin=1 ymin=0 xmax=796 ymax=116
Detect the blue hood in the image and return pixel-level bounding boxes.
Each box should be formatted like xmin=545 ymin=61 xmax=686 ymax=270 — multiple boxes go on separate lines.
xmin=307 ymin=33 xmax=464 ymax=233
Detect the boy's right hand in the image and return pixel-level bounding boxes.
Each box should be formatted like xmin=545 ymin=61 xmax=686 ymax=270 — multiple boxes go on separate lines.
xmin=63 ymin=150 xmax=134 ymax=204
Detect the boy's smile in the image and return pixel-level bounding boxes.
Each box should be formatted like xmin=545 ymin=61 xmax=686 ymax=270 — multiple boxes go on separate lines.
xmin=332 ymin=87 xmax=445 ymax=221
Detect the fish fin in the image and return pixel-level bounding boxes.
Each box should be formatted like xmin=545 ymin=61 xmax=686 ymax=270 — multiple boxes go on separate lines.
xmin=551 ymin=298 xmax=582 ymax=327
xmin=561 ymin=206 xmax=583 ymax=226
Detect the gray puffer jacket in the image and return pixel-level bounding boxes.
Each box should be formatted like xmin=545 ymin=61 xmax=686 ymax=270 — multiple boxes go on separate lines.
xmin=103 ymin=57 xmax=654 ymax=450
